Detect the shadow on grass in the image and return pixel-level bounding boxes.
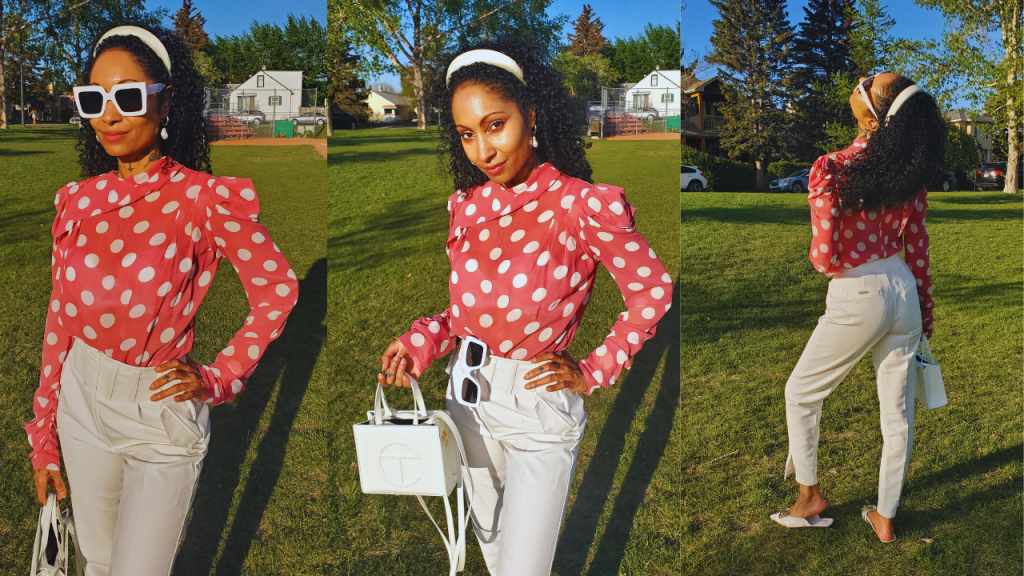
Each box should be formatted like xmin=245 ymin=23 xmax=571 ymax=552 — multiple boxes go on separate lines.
xmin=553 ymin=282 xmax=680 ymax=576
xmin=173 ymin=258 xmax=327 ymax=576
xmin=936 ymin=195 xmax=1022 ymax=206
xmin=332 ymin=147 xmax=438 ymax=166
xmin=928 ymin=208 xmax=1022 ymax=222
xmin=0 ymin=129 xmax=77 ymax=143
xmin=329 ymin=197 xmax=447 ymax=273
xmin=680 ymin=204 xmax=808 ymax=226
xmin=0 ymin=149 xmax=51 ymax=157
xmin=0 ymin=208 xmax=56 ymax=245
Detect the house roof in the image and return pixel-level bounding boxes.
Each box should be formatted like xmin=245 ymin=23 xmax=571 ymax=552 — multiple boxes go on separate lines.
xmin=945 ymin=108 xmax=993 ymax=124
xmin=646 ymin=70 xmax=682 ymax=88
xmin=682 ymin=76 xmax=719 ymax=93
xmin=372 ymin=90 xmax=410 ymax=106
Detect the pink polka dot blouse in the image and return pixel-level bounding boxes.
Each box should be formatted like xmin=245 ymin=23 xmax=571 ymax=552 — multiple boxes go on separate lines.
xmin=807 ymin=138 xmax=934 ymax=331
xmin=398 ymin=162 xmax=673 ymax=394
xmin=27 ymin=157 xmax=298 ymax=471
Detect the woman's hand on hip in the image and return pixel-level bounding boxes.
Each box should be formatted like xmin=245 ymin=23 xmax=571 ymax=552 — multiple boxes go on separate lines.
xmin=379 ymin=339 xmax=422 ymax=388
xmin=150 ymin=355 xmax=206 ymax=402
xmin=524 ymin=351 xmax=589 ymax=393
xmin=34 ymin=469 xmax=66 ymax=505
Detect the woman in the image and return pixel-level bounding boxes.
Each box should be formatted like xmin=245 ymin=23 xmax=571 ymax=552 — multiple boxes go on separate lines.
xmin=376 ymin=39 xmax=672 ymax=575
xmin=27 ymin=25 xmax=298 ymax=574
xmin=771 ymin=72 xmax=944 ymax=542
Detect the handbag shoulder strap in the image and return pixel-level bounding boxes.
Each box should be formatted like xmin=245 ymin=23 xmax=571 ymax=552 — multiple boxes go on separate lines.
xmin=413 ymin=411 xmax=474 ymax=575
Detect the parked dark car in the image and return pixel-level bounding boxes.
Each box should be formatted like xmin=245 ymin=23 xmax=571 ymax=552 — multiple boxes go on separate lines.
xmin=330 ymin=107 xmax=359 ymax=130
xmin=976 ymin=161 xmax=1024 ymax=191
xmin=925 ymin=169 xmax=957 ymax=192
xmin=769 ymin=169 xmax=810 ymax=193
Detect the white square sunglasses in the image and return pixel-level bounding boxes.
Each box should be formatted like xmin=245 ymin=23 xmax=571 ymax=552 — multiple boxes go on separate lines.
xmin=454 ymin=336 xmax=488 ymax=408
xmin=854 ymin=70 xmax=891 ymax=121
xmin=72 ymin=82 xmax=167 ymax=119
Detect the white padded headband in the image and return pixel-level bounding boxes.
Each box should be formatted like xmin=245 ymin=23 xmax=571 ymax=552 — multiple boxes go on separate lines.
xmin=94 ymin=26 xmax=172 ymax=75
xmin=446 ymin=49 xmax=525 ymax=87
xmin=885 ymin=85 xmax=925 ymax=122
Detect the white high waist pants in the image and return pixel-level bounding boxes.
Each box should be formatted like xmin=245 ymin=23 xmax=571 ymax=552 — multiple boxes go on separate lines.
xmin=784 ymin=254 xmax=923 ymax=518
xmin=445 ymin=345 xmax=586 ymax=576
xmin=55 ymin=338 xmax=210 ymax=576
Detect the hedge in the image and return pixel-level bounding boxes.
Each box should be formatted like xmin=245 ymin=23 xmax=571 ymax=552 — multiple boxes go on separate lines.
xmin=680 ymin=146 xmax=756 ymax=191
xmin=767 ymin=160 xmax=813 ymax=182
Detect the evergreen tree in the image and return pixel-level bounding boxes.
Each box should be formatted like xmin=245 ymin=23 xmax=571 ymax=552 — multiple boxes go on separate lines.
xmin=789 ymin=0 xmax=856 ymax=159
xmin=567 ymin=5 xmax=605 ymax=57
xmin=708 ymin=0 xmax=795 ymax=188
xmin=847 ymin=0 xmax=896 ymax=74
xmin=330 ymin=36 xmax=369 ymax=119
xmin=172 ymin=0 xmax=208 ymax=53
xmin=605 ymin=23 xmax=680 ymax=83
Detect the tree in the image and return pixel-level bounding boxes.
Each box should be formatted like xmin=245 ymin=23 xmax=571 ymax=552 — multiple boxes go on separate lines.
xmin=893 ymin=0 xmax=1021 ymax=193
xmin=604 ymin=23 xmax=680 ymax=83
xmin=789 ymin=0 xmax=857 ymax=159
xmin=337 ymin=0 xmax=565 ymax=129
xmin=0 ymin=0 xmax=95 ymax=128
xmin=552 ymin=50 xmax=616 ymax=101
xmin=330 ymin=33 xmax=369 ymax=118
xmin=708 ymin=0 xmax=795 ymax=189
xmin=567 ymin=4 xmax=604 ymax=57
xmin=847 ymin=0 xmax=896 ymax=74
xmin=2 ymin=16 xmax=50 ymax=124
xmin=172 ymin=0 xmax=207 ymax=52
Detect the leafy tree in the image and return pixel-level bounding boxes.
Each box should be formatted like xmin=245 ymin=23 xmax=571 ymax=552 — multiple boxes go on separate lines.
xmin=337 ymin=0 xmax=565 ymax=129
xmin=893 ymin=0 xmax=1021 ymax=193
xmin=604 ymin=23 xmax=680 ymax=83
xmin=209 ymin=15 xmax=330 ymax=101
xmin=552 ymin=50 xmax=616 ymax=101
xmin=567 ymin=4 xmax=604 ymax=57
xmin=2 ymin=16 xmax=50 ymax=124
xmin=0 ymin=0 xmax=98 ymax=128
xmin=708 ymin=0 xmax=795 ymax=189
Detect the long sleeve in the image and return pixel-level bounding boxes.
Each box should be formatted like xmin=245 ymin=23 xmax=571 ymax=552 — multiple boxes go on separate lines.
xmin=195 ymin=177 xmax=298 ymax=405
xmin=903 ymin=189 xmax=934 ymax=332
xmin=807 ymin=154 xmax=842 ymax=276
xmin=398 ymin=309 xmax=458 ymax=375
xmin=26 ymin=184 xmax=76 ymax=471
xmin=572 ymin=185 xmax=673 ymax=394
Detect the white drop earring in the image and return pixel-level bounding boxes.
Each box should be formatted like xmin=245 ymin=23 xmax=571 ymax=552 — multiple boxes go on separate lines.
xmin=160 ymin=116 xmax=169 ymax=140
xmin=531 ymin=125 xmax=538 ymax=148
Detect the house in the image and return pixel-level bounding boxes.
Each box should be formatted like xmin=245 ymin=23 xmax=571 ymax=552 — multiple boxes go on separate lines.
xmin=366 ymin=90 xmax=414 ymax=122
xmin=622 ymin=69 xmax=681 ymax=117
xmin=227 ymin=69 xmax=303 ymax=121
xmin=945 ymin=109 xmax=993 ymax=162
xmin=679 ymin=76 xmax=726 ymax=156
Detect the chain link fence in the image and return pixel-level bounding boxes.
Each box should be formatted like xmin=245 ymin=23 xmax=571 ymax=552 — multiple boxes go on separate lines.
xmin=586 ymin=86 xmax=684 ymax=137
xmin=204 ymin=87 xmax=329 ymax=140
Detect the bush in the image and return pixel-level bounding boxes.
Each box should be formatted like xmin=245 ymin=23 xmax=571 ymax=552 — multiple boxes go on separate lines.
xmin=945 ymin=121 xmax=981 ymax=189
xmin=768 ymin=160 xmax=813 ymax=182
xmin=680 ymin=146 xmax=756 ymax=191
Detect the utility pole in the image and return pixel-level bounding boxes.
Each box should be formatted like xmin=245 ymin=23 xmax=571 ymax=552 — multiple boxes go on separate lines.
xmin=20 ymin=27 xmax=26 ymax=126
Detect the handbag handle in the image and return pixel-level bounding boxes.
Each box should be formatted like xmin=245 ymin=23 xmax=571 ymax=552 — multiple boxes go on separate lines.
xmin=920 ymin=335 xmax=933 ymax=357
xmin=372 ymin=375 xmax=428 ymax=425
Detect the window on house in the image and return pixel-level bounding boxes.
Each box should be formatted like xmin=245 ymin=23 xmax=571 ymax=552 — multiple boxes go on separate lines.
xmin=268 ymin=95 xmax=282 ymax=106
xmin=384 ymin=108 xmax=394 ymax=115
xmin=651 ymin=74 xmax=658 ymax=87
xmin=257 ymin=75 xmax=264 ymax=88
xmin=661 ymin=93 xmax=674 ymax=103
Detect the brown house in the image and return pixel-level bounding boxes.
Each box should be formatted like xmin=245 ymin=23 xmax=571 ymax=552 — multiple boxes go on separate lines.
xmin=680 ymin=76 xmax=726 ymax=156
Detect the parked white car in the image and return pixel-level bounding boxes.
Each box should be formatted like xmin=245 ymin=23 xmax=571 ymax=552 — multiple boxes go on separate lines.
xmin=681 ymin=165 xmax=707 ymax=191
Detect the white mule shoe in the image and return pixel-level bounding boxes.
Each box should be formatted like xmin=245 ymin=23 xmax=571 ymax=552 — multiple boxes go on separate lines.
xmin=861 ymin=505 xmax=895 ymax=543
xmin=770 ymin=509 xmax=834 ymax=528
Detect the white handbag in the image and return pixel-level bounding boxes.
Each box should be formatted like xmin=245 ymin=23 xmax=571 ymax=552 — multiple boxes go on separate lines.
xmin=352 ymin=377 xmax=473 ymax=575
xmin=914 ymin=336 xmax=947 ymax=409
xmin=31 ymin=492 xmax=83 ymax=576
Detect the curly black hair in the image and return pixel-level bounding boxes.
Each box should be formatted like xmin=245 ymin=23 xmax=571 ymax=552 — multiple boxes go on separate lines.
xmin=833 ymin=76 xmax=945 ymax=211
xmin=434 ymin=38 xmax=592 ymax=192
xmin=77 ymin=25 xmax=211 ymax=178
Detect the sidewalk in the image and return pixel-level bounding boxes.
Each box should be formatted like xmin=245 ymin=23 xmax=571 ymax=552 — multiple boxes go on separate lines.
xmin=211 ymin=138 xmax=327 ymax=159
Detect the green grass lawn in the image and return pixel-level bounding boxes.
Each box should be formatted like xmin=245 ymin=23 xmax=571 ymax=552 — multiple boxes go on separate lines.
xmin=679 ymin=191 xmax=1022 ymax=575
xmin=327 ymin=128 xmax=681 ymax=575
xmin=0 ymin=125 xmax=328 ymax=574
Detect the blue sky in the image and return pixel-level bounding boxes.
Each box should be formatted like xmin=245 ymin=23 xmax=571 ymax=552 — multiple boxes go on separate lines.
xmin=146 ymin=0 xmax=326 ymax=38
xmin=685 ymin=0 xmax=949 ymax=77
xmin=370 ymin=0 xmax=679 ymax=89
